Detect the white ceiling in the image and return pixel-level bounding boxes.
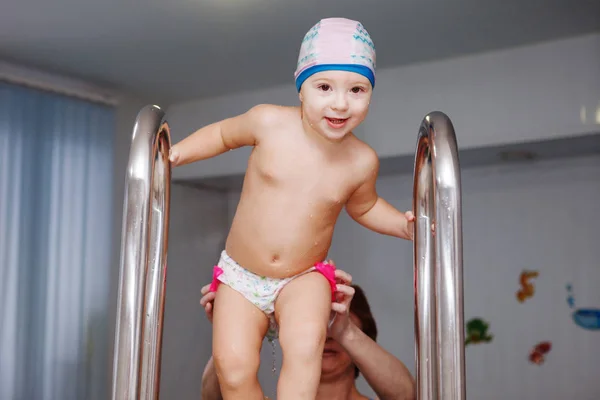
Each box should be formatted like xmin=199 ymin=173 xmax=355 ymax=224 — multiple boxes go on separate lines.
xmin=1 ymin=0 xmax=599 ymax=104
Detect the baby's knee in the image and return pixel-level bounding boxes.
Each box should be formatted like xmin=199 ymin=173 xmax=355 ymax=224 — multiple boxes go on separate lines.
xmin=213 ymin=347 xmax=260 ymax=390
xmin=281 ymin=321 xmax=327 ymax=360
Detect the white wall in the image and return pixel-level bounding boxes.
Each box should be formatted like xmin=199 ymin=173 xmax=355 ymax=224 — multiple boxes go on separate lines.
xmin=167 ymin=33 xmax=600 ymax=181
xmin=224 ymin=154 xmax=600 ymax=399
xmin=456 ymin=155 xmax=600 ymax=400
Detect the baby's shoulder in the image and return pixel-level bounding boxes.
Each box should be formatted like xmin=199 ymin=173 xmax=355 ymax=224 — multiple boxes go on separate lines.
xmin=248 ymin=104 xmax=298 ymax=126
xmin=347 ymin=137 xmax=380 ymax=172
xmin=247 ymin=104 xmax=299 ymax=142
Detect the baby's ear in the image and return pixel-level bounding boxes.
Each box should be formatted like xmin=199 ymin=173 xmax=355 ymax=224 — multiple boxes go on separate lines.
xmin=298 ymin=92 xmax=303 ymax=103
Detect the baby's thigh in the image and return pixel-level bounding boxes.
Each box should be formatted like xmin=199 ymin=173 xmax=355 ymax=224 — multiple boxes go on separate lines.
xmin=212 ymin=284 xmax=269 ymax=365
xmin=274 ymin=272 xmax=332 ymax=347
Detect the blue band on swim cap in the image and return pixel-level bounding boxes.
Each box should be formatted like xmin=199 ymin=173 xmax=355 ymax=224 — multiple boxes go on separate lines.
xmin=295 ymin=64 xmax=375 ymax=92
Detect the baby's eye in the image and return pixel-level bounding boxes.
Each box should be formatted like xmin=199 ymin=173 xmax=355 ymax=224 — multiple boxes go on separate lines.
xmin=318 ymin=84 xmax=331 ymax=91
xmin=350 ymin=86 xmax=365 ymax=94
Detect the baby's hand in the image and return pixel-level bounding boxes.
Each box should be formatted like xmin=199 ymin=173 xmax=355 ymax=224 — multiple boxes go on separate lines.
xmin=168 ymin=147 xmax=180 ymax=166
xmin=405 ymin=210 xmax=415 ymax=240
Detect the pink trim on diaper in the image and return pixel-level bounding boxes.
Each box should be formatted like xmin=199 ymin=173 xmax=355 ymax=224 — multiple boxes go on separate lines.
xmin=313 ymin=261 xmax=337 ymax=300
xmin=209 ymin=265 xmax=223 ymax=292
xmin=209 ymin=261 xmax=337 ymax=300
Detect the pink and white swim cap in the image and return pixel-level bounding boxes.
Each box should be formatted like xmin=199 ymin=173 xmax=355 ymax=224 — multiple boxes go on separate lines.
xmin=294 ymin=17 xmax=376 ymax=91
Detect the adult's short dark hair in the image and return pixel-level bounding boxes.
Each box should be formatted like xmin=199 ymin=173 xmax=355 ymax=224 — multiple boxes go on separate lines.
xmin=349 ymin=284 xmax=378 ymax=378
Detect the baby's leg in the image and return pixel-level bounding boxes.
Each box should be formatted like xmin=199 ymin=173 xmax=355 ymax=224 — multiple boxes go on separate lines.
xmin=212 ymin=284 xmax=269 ymax=399
xmin=274 ymin=272 xmax=332 ymax=399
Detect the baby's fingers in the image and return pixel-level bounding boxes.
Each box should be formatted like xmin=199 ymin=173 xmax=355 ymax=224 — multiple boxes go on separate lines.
xmin=169 ymin=148 xmax=180 ymax=164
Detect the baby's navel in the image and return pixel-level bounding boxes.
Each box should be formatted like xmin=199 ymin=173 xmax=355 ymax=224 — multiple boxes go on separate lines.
xmin=271 ymin=254 xmax=280 ymax=263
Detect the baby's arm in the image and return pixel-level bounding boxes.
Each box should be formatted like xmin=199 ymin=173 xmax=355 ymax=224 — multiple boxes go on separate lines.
xmin=169 ymin=104 xmax=272 ymax=167
xmin=345 ymin=151 xmax=414 ymax=240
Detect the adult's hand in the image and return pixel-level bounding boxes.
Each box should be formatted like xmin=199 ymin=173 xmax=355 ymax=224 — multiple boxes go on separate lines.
xmin=326 ymin=261 xmax=357 ymax=341
xmin=199 ymin=283 xmax=215 ymax=323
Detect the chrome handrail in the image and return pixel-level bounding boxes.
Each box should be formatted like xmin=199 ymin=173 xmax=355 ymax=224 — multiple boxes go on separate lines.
xmin=112 ymin=105 xmax=172 ymax=400
xmin=413 ymin=111 xmax=466 ymax=400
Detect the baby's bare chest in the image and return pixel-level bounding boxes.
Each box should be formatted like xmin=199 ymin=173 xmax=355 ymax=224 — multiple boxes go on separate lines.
xmin=250 ymin=142 xmax=358 ymax=203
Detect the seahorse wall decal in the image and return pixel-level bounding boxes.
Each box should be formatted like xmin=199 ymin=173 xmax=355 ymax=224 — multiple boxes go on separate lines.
xmin=516 ymin=270 xmax=539 ymax=303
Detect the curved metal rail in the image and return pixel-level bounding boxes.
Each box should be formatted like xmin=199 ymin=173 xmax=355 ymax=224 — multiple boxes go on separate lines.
xmin=413 ymin=111 xmax=466 ymax=400
xmin=112 ymin=105 xmax=172 ymax=400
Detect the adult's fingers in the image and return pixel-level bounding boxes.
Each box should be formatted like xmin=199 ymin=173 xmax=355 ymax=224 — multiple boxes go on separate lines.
xmin=331 ymin=302 xmax=348 ymax=314
xmin=335 ymin=284 xmax=355 ymax=298
xmin=200 ymin=291 xmax=216 ymax=307
xmin=200 ymin=283 xmax=211 ymax=296
xmin=334 ymin=269 xmax=353 ymax=285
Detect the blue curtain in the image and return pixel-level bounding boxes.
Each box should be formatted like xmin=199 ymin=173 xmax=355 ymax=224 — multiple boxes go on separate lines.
xmin=0 ymin=82 xmax=115 ymax=400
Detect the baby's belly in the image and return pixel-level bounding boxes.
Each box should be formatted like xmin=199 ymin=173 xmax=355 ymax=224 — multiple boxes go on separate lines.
xmin=225 ymin=206 xmax=338 ymax=279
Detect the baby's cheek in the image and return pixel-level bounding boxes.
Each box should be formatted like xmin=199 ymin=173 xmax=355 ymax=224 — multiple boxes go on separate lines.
xmin=308 ymin=104 xmax=325 ymax=117
xmin=353 ymin=105 xmax=370 ymax=121
xmin=350 ymin=108 xmax=367 ymax=123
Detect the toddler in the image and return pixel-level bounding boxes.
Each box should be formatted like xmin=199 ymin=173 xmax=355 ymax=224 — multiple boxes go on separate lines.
xmin=169 ymin=17 xmax=414 ymax=400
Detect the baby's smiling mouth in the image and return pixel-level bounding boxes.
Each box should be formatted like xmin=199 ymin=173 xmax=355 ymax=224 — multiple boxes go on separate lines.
xmin=326 ymin=117 xmax=348 ymax=124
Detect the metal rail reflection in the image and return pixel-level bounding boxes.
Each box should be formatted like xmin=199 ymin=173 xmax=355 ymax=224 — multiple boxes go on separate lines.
xmin=112 ymin=105 xmax=172 ymax=400
xmin=413 ymin=111 xmax=466 ymax=400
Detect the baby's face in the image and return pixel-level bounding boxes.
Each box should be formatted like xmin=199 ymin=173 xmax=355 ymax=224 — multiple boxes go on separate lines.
xmin=299 ymin=70 xmax=372 ymax=142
